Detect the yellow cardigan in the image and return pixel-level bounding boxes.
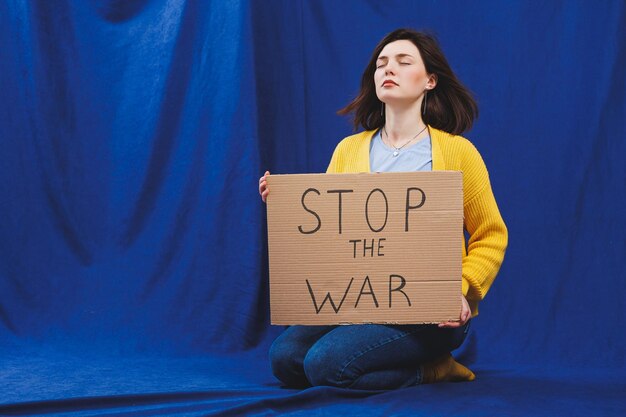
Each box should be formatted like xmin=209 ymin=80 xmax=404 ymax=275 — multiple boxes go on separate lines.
xmin=326 ymin=126 xmax=508 ymax=317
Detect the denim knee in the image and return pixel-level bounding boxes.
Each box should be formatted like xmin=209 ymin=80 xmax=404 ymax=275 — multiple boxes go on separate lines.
xmin=269 ymin=337 xmax=306 ymax=387
xmin=303 ymin=344 xmax=352 ymax=388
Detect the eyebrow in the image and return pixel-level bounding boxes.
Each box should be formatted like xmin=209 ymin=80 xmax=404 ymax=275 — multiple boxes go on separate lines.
xmin=376 ymin=53 xmax=414 ymax=61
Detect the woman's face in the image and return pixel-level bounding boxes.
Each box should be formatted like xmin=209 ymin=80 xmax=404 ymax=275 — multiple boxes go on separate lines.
xmin=374 ymin=39 xmax=433 ymax=105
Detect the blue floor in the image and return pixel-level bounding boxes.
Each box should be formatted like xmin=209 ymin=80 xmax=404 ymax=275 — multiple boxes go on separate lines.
xmin=2 ymin=347 xmax=624 ymax=416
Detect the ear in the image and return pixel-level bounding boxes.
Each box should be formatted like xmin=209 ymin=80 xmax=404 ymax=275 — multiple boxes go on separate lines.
xmin=426 ymin=73 xmax=438 ymax=90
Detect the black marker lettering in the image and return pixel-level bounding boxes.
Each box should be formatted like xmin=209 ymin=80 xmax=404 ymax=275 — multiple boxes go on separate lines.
xmin=365 ymin=188 xmax=388 ymax=233
xmin=363 ymin=239 xmax=374 ymax=257
xmin=306 ymin=278 xmax=354 ymax=314
xmin=405 ymin=187 xmax=426 ymax=232
xmin=327 ymin=189 xmax=353 ymax=234
xmin=355 ymin=276 xmax=379 ymax=308
xmin=349 ymin=239 xmax=360 ymax=258
xmin=298 ymin=188 xmax=321 ymax=234
xmin=389 ymin=274 xmax=411 ymax=308
xmin=377 ymin=238 xmax=386 ymax=256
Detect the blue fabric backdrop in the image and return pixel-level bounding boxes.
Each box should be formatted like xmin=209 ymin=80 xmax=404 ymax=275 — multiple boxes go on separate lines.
xmin=1 ymin=0 xmax=625 ymax=415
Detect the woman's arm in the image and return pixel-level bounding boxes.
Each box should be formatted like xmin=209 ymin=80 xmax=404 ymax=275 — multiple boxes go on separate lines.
xmin=459 ymin=143 xmax=508 ymax=302
xmin=439 ymin=142 xmax=507 ymax=325
xmin=461 ymin=179 xmax=508 ymax=301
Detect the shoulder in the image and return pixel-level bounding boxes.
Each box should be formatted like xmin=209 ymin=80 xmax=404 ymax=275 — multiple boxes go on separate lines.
xmin=431 ymin=127 xmax=482 ymax=161
xmin=431 ymin=126 xmax=490 ymax=201
xmin=327 ymin=130 xmax=375 ymax=173
xmin=431 ymin=127 xmax=486 ymax=175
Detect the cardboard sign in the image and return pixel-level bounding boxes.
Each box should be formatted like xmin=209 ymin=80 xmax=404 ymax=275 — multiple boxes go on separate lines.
xmin=266 ymin=171 xmax=463 ymax=325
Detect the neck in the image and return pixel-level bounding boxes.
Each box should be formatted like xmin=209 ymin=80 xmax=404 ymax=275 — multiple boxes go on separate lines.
xmin=383 ymin=100 xmax=426 ymax=146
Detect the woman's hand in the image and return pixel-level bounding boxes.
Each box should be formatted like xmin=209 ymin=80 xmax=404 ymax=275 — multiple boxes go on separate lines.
xmin=438 ymin=295 xmax=471 ymax=328
xmin=259 ymin=171 xmax=270 ymax=203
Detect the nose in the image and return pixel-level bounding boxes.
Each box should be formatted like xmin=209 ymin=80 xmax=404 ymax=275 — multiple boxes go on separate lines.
xmin=384 ymin=63 xmax=396 ymax=76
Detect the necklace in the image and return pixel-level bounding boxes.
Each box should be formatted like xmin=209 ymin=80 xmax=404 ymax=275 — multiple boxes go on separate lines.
xmin=383 ymin=125 xmax=428 ymax=157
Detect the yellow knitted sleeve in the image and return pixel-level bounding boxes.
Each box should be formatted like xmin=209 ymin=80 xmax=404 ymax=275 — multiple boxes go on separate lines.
xmin=325 ymin=134 xmax=363 ymax=173
xmin=459 ymin=143 xmax=508 ymax=301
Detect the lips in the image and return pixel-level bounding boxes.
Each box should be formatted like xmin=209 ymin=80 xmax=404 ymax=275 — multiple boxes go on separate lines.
xmin=382 ymin=80 xmax=398 ymax=87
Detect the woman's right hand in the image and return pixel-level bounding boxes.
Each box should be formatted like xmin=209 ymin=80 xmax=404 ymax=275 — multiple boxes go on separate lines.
xmin=259 ymin=170 xmax=270 ymax=203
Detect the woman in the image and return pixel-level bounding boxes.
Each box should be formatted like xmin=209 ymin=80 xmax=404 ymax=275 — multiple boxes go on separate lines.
xmin=259 ymin=29 xmax=507 ymax=390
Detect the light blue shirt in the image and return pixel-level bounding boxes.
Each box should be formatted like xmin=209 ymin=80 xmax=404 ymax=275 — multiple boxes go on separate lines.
xmin=369 ymin=129 xmax=432 ymax=172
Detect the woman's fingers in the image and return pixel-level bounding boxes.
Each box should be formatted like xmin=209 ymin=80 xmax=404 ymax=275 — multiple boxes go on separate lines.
xmin=438 ymin=295 xmax=469 ymax=328
xmin=438 ymin=321 xmax=461 ymax=328
xmin=459 ymin=295 xmax=471 ymax=325
xmin=259 ymin=182 xmax=269 ymax=196
xmin=260 ymin=171 xmax=271 ymax=202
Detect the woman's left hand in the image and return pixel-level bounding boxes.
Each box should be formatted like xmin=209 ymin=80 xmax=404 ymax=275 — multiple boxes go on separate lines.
xmin=438 ymin=295 xmax=471 ymax=328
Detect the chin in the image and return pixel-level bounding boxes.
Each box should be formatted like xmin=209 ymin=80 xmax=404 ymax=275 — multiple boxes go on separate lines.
xmin=379 ymin=95 xmax=407 ymax=105
xmin=378 ymin=92 xmax=400 ymax=101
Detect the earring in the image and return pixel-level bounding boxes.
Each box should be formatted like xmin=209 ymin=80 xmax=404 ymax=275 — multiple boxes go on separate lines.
xmin=422 ymin=91 xmax=428 ymax=116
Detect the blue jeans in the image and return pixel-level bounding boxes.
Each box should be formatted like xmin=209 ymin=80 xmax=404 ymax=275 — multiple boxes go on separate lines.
xmin=269 ymin=321 xmax=470 ymax=390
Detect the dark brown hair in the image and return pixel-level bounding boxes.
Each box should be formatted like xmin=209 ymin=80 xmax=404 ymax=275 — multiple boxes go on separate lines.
xmin=338 ymin=29 xmax=478 ymax=135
